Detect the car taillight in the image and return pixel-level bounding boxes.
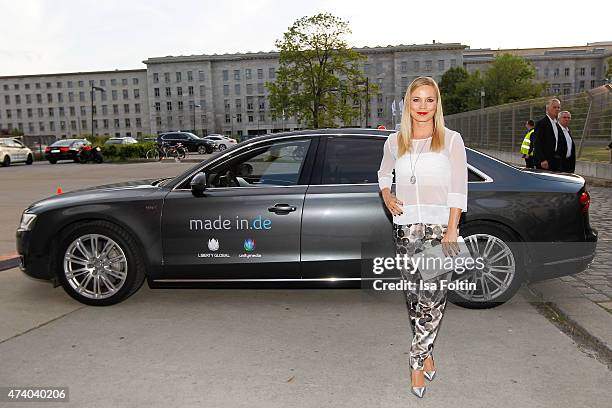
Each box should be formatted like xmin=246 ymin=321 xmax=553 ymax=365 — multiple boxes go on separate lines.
xmin=579 ymin=191 xmax=590 ymax=213
xmin=60 ymin=147 xmax=70 ymax=152
xmin=45 ymin=147 xmax=51 ymax=152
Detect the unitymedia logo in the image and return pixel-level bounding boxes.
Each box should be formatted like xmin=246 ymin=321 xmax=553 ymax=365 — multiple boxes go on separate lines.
xmin=243 ymin=238 xmax=256 ymax=252
xmin=208 ymin=238 xmax=219 ymax=251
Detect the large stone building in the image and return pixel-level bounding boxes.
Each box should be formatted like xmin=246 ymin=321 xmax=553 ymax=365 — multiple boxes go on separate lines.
xmin=0 ymin=41 xmax=609 ymax=141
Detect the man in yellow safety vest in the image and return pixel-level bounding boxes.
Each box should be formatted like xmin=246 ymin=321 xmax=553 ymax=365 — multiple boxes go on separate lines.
xmin=520 ymin=120 xmax=535 ymax=168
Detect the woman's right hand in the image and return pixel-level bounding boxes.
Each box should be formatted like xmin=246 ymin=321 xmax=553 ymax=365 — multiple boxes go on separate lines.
xmin=382 ymin=188 xmax=403 ymax=216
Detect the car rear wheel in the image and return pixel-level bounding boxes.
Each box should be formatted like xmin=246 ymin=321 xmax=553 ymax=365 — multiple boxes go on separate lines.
xmin=197 ymin=145 xmax=207 ymax=154
xmin=56 ymin=221 xmax=146 ymax=306
xmin=447 ymin=222 xmax=525 ymax=309
xmin=2 ymin=155 xmax=9 ymax=167
xmin=217 ymin=144 xmax=227 ymax=151
xmin=26 ymin=154 xmax=33 ymax=165
xmin=49 ymin=159 xmax=57 ymax=164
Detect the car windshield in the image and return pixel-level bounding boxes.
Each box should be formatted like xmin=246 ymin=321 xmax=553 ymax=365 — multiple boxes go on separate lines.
xmin=50 ymin=140 xmax=74 ymax=147
xmin=106 ymin=139 xmax=123 ymax=144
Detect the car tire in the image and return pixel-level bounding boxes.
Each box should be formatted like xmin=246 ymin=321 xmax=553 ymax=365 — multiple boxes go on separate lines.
xmin=55 ymin=220 xmax=147 ymax=306
xmin=49 ymin=159 xmax=57 ymax=164
xmin=1 ymin=155 xmax=9 ymax=167
xmin=197 ymin=145 xmax=207 ymax=155
xmin=26 ymin=154 xmax=33 ymax=165
xmin=218 ymin=144 xmax=227 ymax=151
xmin=447 ymin=221 xmax=525 ymax=309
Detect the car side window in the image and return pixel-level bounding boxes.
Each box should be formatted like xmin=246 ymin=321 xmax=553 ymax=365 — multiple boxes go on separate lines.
xmin=13 ymin=140 xmax=25 ymax=148
xmin=206 ymin=139 xmax=311 ymax=188
xmin=321 ymin=137 xmax=385 ymax=184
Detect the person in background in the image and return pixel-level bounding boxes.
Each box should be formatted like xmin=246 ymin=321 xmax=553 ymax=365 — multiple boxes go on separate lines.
xmin=533 ymin=98 xmax=565 ymax=171
xmin=521 ymin=120 xmax=535 ymax=168
xmin=558 ymin=111 xmax=576 ymax=173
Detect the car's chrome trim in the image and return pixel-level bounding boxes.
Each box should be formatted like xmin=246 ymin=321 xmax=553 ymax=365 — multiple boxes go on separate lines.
xmin=171 ymin=133 xmax=385 ymax=191
xmin=467 ymin=164 xmax=494 ymax=183
xmin=542 ymin=254 xmax=594 ymax=266
xmin=153 ymin=277 xmax=400 ymax=283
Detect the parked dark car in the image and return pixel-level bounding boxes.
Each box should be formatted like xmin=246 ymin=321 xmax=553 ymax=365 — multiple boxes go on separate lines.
xmin=157 ymin=132 xmax=214 ymax=154
xmin=45 ymin=139 xmax=91 ymax=164
xmin=17 ymin=129 xmax=597 ymax=307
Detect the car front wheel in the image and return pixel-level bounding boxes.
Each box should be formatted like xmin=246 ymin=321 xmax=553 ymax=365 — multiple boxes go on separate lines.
xmin=197 ymin=145 xmax=207 ymax=154
xmin=2 ymin=155 xmax=10 ymax=167
xmin=447 ymin=222 xmax=524 ymax=309
xmin=56 ymin=221 xmax=146 ymax=306
xmin=26 ymin=154 xmax=33 ymax=165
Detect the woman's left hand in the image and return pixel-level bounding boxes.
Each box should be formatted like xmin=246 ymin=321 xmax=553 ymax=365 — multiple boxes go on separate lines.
xmin=441 ymin=227 xmax=460 ymax=257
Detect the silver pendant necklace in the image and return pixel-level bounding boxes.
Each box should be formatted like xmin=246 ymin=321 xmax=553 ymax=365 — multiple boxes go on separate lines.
xmin=408 ymin=137 xmax=429 ymax=184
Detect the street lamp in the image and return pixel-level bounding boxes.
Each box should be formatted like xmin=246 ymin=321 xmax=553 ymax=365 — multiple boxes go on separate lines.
xmin=193 ymin=103 xmax=201 ymax=135
xmin=356 ymin=77 xmax=370 ymax=128
xmin=91 ymin=86 xmax=105 ymax=140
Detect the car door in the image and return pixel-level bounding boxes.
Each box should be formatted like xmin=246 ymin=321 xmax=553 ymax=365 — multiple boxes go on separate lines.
xmin=301 ymin=135 xmax=395 ymax=280
xmin=160 ymin=136 xmax=317 ymax=280
xmin=12 ymin=139 xmax=28 ymax=162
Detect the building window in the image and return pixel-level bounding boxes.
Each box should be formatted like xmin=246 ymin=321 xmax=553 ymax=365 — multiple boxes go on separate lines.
xmin=134 ymin=89 xmax=140 ymax=99
xmin=136 ymin=117 xmax=142 ymax=127
xmin=258 ymin=96 xmax=265 ymax=110
xmin=37 ymin=108 xmax=43 ymax=117
xmin=176 ymin=72 xmax=182 ymax=82
xmin=377 ymin=107 xmax=384 ymax=118
xmin=187 ymin=71 xmax=193 ymax=81
xmin=234 ymin=84 xmax=241 ymax=95
xmin=198 ymin=70 xmax=205 ymax=81
xmin=125 ymin=118 xmax=131 ymax=128
xmin=553 ymin=68 xmax=559 ymax=77
xmin=124 ymin=104 xmax=129 ymax=114
xmin=25 ymin=83 xmax=30 ymax=90
xmin=400 ymin=61 xmax=407 ymax=73
xmin=450 ymin=59 xmax=457 ymax=67
xmin=579 ymin=80 xmax=585 ymax=90
xmin=257 ymin=68 xmax=263 ymax=79
xmin=111 ymin=90 xmax=117 ymax=100
xmin=234 ymin=70 xmax=240 ymax=80
xmin=134 ymin=103 xmax=141 ymax=113
xmin=103 ymin=119 xmax=109 ymax=129
xmin=188 ymin=86 xmax=194 ymax=96
xmin=164 ymin=72 xmax=170 ymax=83
xmin=375 ymin=63 xmax=383 ymax=74
xmin=591 ymin=67 xmax=596 ymax=76
xmin=156 ymin=116 xmax=162 ymax=126
xmin=425 ymin=60 xmax=432 ymax=72
xmin=111 ymin=79 xmax=117 ymax=86
xmin=590 ymin=80 xmax=596 ymax=88
xmin=564 ymin=67 xmax=570 ymax=77
xmin=236 ymin=113 xmax=242 ymax=123
xmin=113 ymin=104 xmax=119 ymax=114
xmin=154 ymin=88 xmax=160 ymax=97
xmin=59 ymin=107 xmax=65 ymax=117
xmin=248 ymin=115 xmax=254 ymax=122
xmin=25 ymin=94 xmax=31 ymax=104
xmin=223 ymin=85 xmax=229 ymax=96
xmin=178 ymin=101 xmax=184 ymax=110
xmin=102 ymin=105 xmax=108 ymax=115
xmin=27 ymin=108 xmax=32 ymax=118
xmin=199 ymin=85 xmax=205 ymax=96
xmin=165 ymin=87 xmax=171 ymax=97
xmin=245 ymin=69 xmax=252 ymax=79
xmin=47 ymin=93 xmax=53 ymax=103
xmin=246 ymin=83 xmax=253 ymax=94
xmin=438 ymin=60 xmax=445 ymax=71
xmin=224 ymin=99 xmax=230 ymax=111
xmin=580 ymin=67 xmax=585 ymax=76
xmin=257 ymin=83 xmax=264 ymax=94
xmin=56 ymin=82 xmax=62 ymax=88
xmin=49 ymin=121 xmax=55 ymax=131
xmin=48 ymin=107 xmax=54 ymax=117
xmin=114 ymin=119 xmax=120 ymax=128
xmin=122 ymin=89 xmax=129 ymax=99
xmin=247 ymin=97 xmax=254 ymax=110
xmin=225 ymin=114 xmax=230 ymax=123
xmin=167 ymin=101 xmax=172 ymax=111
xmin=401 ymin=77 xmax=408 ymax=87
xmin=155 ymin=102 xmax=161 ymax=112
xmin=70 ymin=106 xmax=76 ymax=116
xmin=223 ymin=70 xmax=229 ymax=81
xmin=235 ymin=99 xmax=242 ymax=110
xmin=269 ymin=68 xmax=276 ymax=79
xmin=177 ymin=87 xmax=183 ymax=96
xmin=153 ymin=73 xmax=159 ymax=83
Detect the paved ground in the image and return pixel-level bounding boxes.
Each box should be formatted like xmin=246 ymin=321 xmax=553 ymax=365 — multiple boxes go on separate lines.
xmin=558 ymin=187 xmax=612 ymax=313
xmin=0 ymin=157 xmax=610 ymax=407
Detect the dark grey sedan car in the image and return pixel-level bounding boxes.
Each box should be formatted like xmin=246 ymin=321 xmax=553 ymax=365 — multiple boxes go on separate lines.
xmin=17 ymin=129 xmax=597 ymax=307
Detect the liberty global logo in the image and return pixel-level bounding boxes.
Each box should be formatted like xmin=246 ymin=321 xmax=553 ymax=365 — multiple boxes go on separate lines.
xmin=244 ymin=238 xmax=256 ymax=252
xmin=208 ymin=238 xmax=219 ymax=251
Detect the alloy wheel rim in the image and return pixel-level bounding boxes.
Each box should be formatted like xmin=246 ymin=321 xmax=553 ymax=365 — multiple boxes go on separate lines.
xmin=452 ymin=233 xmax=516 ymax=303
xmin=63 ymin=233 xmax=128 ymax=299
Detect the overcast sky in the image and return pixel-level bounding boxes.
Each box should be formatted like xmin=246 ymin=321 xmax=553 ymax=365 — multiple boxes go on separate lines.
xmin=0 ymin=0 xmax=608 ymax=76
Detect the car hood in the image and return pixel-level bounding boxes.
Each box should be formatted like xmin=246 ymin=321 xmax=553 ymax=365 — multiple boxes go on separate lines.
xmin=521 ymin=168 xmax=585 ymax=185
xmin=25 ymin=178 xmax=169 ymax=214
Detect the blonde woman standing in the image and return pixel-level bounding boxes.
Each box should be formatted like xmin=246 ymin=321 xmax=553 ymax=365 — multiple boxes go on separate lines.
xmin=377 ymin=76 xmax=468 ymax=398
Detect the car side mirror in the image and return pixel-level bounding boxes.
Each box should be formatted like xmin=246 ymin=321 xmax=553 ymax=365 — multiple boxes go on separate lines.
xmin=190 ymin=172 xmax=207 ymax=197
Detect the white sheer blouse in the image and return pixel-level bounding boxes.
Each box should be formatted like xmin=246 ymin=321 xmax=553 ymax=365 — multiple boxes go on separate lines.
xmin=377 ymin=128 xmax=468 ymax=225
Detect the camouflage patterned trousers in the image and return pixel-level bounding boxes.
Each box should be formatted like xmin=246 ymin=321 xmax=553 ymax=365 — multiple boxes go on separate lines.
xmin=393 ymin=222 xmax=453 ymax=371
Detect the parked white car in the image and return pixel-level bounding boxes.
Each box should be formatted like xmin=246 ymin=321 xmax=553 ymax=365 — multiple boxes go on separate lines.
xmin=104 ymin=137 xmax=138 ymax=145
xmin=0 ymin=138 xmax=34 ymax=167
xmin=203 ymin=134 xmax=237 ymax=151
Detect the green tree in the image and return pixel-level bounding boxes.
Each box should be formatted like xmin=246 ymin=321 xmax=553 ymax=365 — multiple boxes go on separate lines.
xmin=267 ymin=13 xmax=373 ymax=128
xmin=483 ymin=53 xmax=545 ymax=105
xmin=10 ymin=128 xmax=24 ymax=136
xmin=439 ymin=67 xmax=483 ymax=114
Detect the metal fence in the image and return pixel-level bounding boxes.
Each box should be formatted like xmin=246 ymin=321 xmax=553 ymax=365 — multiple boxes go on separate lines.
xmin=444 ymin=85 xmax=612 ymax=158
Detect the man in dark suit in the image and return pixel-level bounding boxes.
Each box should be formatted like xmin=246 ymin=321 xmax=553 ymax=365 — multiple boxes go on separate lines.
xmin=558 ymin=110 xmax=576 ymax=173
xmin=532 ymin=98 xmax=566 ymax=171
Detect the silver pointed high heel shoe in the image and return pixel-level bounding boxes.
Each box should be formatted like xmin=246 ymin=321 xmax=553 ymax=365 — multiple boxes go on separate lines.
xmin=411 ymin=369 xmax=427 ymax=398
xmin=424 ymin=355 xmax=436 ymax=381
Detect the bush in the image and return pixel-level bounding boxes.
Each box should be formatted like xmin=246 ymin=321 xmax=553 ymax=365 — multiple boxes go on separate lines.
xmin=100 ymin=142 xmax=157 ymax=161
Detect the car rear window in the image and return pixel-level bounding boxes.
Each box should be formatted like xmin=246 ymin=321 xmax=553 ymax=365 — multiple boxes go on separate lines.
xmin=50 ymin=140 xmax=73 ymax=147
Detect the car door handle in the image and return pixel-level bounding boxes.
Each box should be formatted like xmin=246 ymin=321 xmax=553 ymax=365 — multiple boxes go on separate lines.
xmin=268 ymin=204 xmax=297 ymax=213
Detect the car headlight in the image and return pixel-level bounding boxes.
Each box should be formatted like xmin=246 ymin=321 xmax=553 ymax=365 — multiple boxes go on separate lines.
xmin=18 ymin=213 xmax=37 ymax=231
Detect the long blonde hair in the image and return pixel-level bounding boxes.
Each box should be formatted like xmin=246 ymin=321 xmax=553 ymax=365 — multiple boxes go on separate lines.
xmin=398 ymin=76 xmax=445 ymax=157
